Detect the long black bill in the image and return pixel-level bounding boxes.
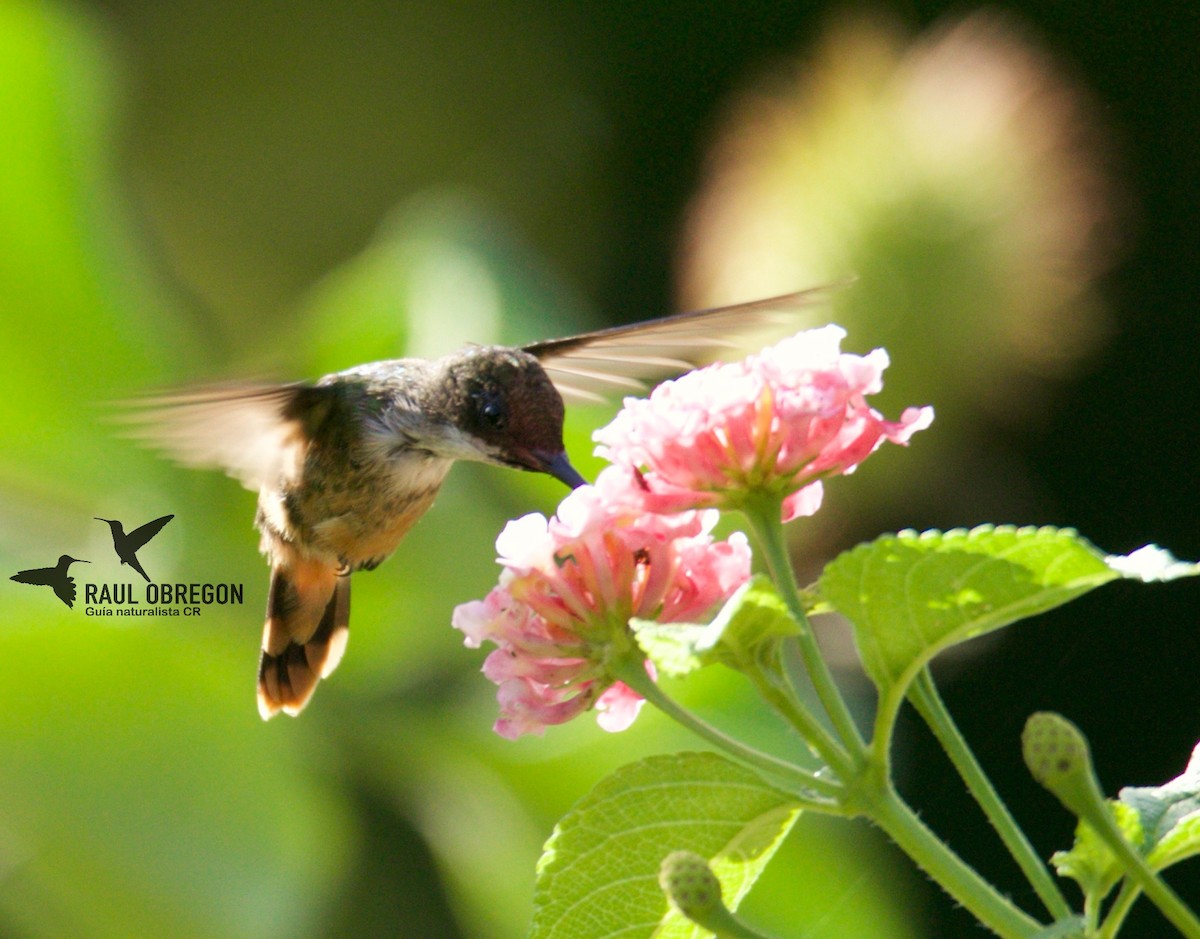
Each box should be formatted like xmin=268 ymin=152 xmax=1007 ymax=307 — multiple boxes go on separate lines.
xmin=535 ymin=450 xmax=589 ymax=489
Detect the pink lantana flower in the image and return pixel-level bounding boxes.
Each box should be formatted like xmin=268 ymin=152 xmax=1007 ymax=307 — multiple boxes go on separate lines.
xmin=452 ymin=472 xmax=751 ymax=738
xmin=593 ymin=325 xmax=934 ymax=522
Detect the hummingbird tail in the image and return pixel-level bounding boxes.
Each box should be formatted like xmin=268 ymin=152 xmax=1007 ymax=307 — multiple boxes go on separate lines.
xmin=257 ymin=556 xmax=350 ymax=719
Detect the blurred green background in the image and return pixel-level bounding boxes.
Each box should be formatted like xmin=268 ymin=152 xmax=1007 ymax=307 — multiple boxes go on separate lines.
xmin=0 ymin=0 xmax=1196 ymax=936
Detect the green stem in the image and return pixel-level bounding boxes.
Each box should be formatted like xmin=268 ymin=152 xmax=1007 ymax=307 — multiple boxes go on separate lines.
xmin=910 ymin=669 xmax=1074 ymax=922
xmin=1098 ymin=880 xmax=1140 ymax=939
xmin=743 ymin=647 xmax=856 ymax=782
xmin=694 ymin=905 xmax=779 ymax=939
xmin=627 ymin=643 xmax=1043 ymax=935
xmin=870 ymin=785 xmax=1045 ymax=939
xmin=612 ymin=655 xmax=844 ymax=805
xmin=870 ymin=683 xmax=907 ymax=774
xmin=1074 ymin=797 xmax=1200 ymax=938
xmin=741 ymin=494 xmax=867 ymax=759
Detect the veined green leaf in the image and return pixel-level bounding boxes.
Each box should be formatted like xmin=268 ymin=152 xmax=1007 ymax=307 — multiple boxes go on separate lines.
xmin=531 ymin=752 xmax=801 ymax=939
xmin=1121 ymin=742 xmax=1200 ymax=872
xmin=1051 ymin=801 xmax=1143 ymax=901
xmin=818 ymin=526 xmax=1118 ymax=694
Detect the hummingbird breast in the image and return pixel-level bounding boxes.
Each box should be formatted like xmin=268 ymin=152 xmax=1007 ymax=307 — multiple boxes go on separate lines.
xmin=257 ymin=404 xmax=455 ymax=572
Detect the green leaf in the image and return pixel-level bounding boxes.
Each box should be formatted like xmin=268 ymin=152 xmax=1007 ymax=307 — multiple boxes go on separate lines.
xmin=531 ymin=752 xmax=801 ymax=939
xmin=632 ymin=620 xmax=710 ymax=677
xmin=1051 ymin=801 xmax=1143 ymax=901
xmin=702 ymin=576 xmax=801 ymax=666
xmin=817 ymin=526 xmax=1118 ymax=694
xmin=1121 ymin=743 xmax=1200 ymax=872
xmin=633 ymin=576 xmax=801 ymax=679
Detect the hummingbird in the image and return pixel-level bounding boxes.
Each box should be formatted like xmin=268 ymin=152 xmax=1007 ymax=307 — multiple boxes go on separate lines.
xmin=95 ymin=515 xmax=174 ymax=582
xmin=123 ymin=287 xmax=835 ymax=719
xmin=10 ymin=555 xmax=90 ymax=609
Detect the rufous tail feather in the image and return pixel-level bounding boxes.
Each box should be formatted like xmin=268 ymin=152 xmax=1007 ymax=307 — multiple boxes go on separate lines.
xmin=257 ymin=557 xmax=350 ymax=719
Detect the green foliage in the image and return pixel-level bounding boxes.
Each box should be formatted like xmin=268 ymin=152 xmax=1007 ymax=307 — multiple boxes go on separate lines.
xmin=1122 ymin=744 xmax=1200 ymax=872
xmin=1053 ymin=744 xmax=1200 ymax=898
xmin=1052 ymin=802 xmax=1144 ymax=902
xmin=0 ymin=621 xmax=354 ymax=939
xmin=531 ymin=752 xmax=800 ymax=939
xmin=818 ymin=526 xmax=1118 ymax=696
xmin=634 ymin=576 xmax=800 ymax=679
xmin=1036 ymin=737 xmax=1200 ymax=936
xmin=698 ymin=577 xmax=802 ymax=672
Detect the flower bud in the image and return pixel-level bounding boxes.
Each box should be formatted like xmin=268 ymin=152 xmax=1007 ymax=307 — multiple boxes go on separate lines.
xmin=659 ymin=850 xmax=722 ymax=920
xmin=1022 ymin=711 xmax=1105 ymax=818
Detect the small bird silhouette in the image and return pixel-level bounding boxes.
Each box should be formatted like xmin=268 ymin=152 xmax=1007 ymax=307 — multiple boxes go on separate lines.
xmin=94 ymin=515 xmax=174 ymax=582
xmin=10 ymin=555 xmax=90 ymax=608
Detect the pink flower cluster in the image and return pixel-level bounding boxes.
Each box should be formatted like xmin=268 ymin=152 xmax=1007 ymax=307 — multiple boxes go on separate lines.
xmin=457 ymin=324 xmax=932 ymax=737
xmin=453 ymin=472 xmax=750 ymax=738
xmin=594 ymin=324 xmax=933 ymax=521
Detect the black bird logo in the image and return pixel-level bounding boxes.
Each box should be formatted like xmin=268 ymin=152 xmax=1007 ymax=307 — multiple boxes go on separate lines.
xmin=10 ymin=555 xmax=90 ymax=608
xmin=94 ymin=515 xmax=174 ymax=582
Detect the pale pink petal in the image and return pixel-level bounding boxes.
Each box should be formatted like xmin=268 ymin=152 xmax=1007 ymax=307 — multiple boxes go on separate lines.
xmin=482 ymin=649 xmax=589 ymax=685
xmin=551 ymin=483 xmax=609 ymax=540
xmin=594 ymin=681 xmax=646 ymax=732
xmin=895 ymin=405 xmax=936 ymax=438
xmin=781 ymin=482 xmax=825 ymax=522
xmin=495 ymin=513 xmax=554 ymax=570
xmin=451 ymin=598 xmax=495 ymax=649
xmin=493 ymin=678 xmax=594 ymax=739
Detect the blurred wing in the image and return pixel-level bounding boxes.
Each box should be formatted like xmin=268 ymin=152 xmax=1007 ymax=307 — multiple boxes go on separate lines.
xmin=114 ymin=383 xmax=322 ymax=490
xmin=524 ymin=285 xmax=844 ymax=404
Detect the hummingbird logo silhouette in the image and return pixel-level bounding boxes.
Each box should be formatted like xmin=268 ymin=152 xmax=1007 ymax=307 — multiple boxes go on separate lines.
xmin=10 ymin=555 xmax=90 ymax=608
xmin=121 ymin=287 xmax=836 ymax=719
xmin=94 ymin=515 xmax=174 ymax=582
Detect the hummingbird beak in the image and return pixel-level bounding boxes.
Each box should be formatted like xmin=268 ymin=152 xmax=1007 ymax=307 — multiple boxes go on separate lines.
xmin=531 ymin=450 xmax=588 ymax=489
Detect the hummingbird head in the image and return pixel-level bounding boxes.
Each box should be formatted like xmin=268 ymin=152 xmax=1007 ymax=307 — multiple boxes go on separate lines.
xmin=61 ymin=555 xmax=89 ymax=565
xmin=435 ymin=346 xmax=587 ymax=489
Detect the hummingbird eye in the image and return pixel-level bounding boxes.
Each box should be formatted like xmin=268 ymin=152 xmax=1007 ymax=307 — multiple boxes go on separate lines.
xmin=474 ymin=390 xmax=508 ymax=430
